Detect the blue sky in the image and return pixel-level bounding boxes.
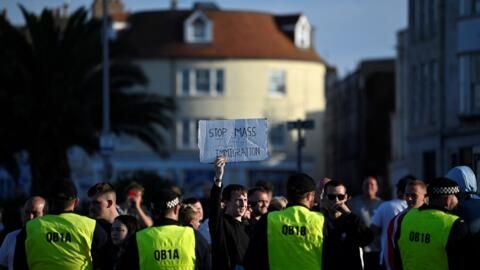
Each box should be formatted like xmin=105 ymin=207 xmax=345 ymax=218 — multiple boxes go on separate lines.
xmin=1 ymin=0 xmax=407 ymax=78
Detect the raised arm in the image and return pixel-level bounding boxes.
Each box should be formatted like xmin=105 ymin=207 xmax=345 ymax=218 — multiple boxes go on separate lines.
xmin=209 ymin=156 xmax=226 ymax=231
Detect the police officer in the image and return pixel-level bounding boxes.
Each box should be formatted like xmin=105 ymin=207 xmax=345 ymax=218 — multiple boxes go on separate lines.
xmin=118 ymin=188 xmax=211 ymax=270
xmin=244 ymin=173 xmax=326 ymax=270
xmin=388 ymin=177 xmax=470 ymax=270
xmin=13 ymin=179 xmax=108 ymax=269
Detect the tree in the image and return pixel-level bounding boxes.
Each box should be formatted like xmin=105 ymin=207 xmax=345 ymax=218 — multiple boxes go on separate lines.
xmin=0 ymin=6 xmax=176 ymax=194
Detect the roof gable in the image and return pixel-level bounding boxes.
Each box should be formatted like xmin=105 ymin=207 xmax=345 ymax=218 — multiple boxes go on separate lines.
xmin=184 ymin=10 xmax=213 ymax=43
xmin=117 ymin=9 xmax=324 ymax=63
xmin=275 ymin=14 xmax=311 ymax=49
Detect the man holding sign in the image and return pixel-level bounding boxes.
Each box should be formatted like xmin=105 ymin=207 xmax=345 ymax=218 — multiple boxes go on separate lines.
xmin=209 ymin=155 xmax=250 ymax=270
xmin=198 ymin=118 xmax=269 ymax=163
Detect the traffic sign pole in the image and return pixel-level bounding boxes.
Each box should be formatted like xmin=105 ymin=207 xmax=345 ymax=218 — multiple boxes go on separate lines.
xmin=287 ymin=119 xmax=315 ymax=172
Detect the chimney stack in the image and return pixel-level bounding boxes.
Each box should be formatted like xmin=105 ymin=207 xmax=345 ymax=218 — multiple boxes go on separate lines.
xmin=171 ymin=0 xmax=178 ymax=10
xmin=1 ymin=9 xmax=7 ymax=20
xmin=62 ymin=1 xmax=69 ymax=18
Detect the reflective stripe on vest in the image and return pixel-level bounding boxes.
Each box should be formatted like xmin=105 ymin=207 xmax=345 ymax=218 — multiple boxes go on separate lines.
xmin=25 ymin=213 xmax=96 ymax=270
xmin=137 ymin=225 xmax=196 ymax=270
xmin=397 ymin=208 xmax=459 ymax=270
xmin=267 ymin=206 xmax=325 ymax=269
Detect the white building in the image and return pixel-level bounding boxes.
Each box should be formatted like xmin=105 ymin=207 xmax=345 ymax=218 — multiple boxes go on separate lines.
xmin=83 ymin=1 xmax=328 ymax=196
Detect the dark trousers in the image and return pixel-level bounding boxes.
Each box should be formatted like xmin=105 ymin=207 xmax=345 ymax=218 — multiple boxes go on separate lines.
xmin=363 ymin=251 xmax=381 ymax=270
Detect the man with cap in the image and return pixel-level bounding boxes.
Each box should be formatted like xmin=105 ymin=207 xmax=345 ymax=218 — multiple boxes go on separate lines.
xmin=13 ymin=179 xmax=109 ymax=269
xmin=117 ymin=188 xmax=211 ymax=270
xmin=244 ymin=172 xmax=326 ymax=270
xmin=387 ymin=177 xmax=470 ymax=270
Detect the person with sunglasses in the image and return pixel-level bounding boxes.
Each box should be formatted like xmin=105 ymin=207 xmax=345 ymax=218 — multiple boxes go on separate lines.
xmin=320 ymin=179 xmax=374 ymax=270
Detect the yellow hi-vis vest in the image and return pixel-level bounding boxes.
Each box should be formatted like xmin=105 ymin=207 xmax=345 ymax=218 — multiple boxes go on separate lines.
xmin=25 ymin=213 xmax=96 ymax=270
xmin=136 ymin=225 xmax=196 ymax=270
xmin=267 ymin=206 xmax=325 ymax=269
xmin=397 ymin=208 xmax=459 ymax=270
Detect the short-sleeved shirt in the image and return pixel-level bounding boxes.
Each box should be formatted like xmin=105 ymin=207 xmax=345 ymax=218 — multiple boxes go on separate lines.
xmin=371 ymin=199 xmax=407 ymax=265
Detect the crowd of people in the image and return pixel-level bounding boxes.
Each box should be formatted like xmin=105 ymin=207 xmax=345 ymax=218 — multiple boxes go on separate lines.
xmin=0 ymin=156 xmax=479 ymax=270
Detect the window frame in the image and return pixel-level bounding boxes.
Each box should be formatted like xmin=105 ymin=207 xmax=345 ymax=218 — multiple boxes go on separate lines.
xmin=184 ymin=11 xmax=213 ymax=43
xmin=178 ymin=119 xmax=199 ymax=150
xmin=268 ymin=69 xmax=287 ymax=96
xmin=459 ymin=53 xmax=480 ymax=115
xmin=178 ymin=68 xmax=225 ymax=96
xmin=269 ymin=123 xmax=287 ymax=149
xmin=459 ymin=0 xmax=480 ymax=16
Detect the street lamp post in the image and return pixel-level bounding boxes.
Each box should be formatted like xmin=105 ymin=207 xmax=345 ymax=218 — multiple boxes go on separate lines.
xmin=287 ymin=119 xmax=315 ymax=172
xmin=100 ymin=0 xmax=113 ymax=181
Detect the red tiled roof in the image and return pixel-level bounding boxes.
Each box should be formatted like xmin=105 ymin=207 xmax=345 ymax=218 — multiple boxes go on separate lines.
xmin=117 ymin=9 xmax=324 ymax=63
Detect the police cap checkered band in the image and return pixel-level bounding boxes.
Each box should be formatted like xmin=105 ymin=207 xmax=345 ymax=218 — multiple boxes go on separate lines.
xmin=166 ymin=197 xmax=180 ymax=209
xmin=427 ymin=177 xmax=460 ymax=196
xmin=153 ymin=188 xmax=181 ymax=211
xmin=429 ymin=186 xmax=460 ymax=195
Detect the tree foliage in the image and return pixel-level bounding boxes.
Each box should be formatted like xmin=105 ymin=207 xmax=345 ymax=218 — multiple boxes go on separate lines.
xmin=0 ymin=6 xmax=176 ymax=194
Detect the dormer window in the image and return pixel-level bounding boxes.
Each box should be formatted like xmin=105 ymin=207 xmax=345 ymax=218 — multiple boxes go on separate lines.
xmin=295 ymin=15 xmax=311 ymax=49
xmin=184 ymin=10 xmax=213 ymax=43
xmin=193 ymin=18 xmax=206 ymax=39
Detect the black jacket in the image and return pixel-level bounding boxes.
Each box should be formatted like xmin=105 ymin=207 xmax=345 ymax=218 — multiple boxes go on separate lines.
xmin=209 ymin=184 xmax=250 ymax=270
xmin=321 ymin=209 xmax=374 ymax=270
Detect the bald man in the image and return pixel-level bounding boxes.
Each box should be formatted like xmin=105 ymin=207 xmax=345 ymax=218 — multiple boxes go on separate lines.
xmin=0 ymin=196 xmax=46 ymax=270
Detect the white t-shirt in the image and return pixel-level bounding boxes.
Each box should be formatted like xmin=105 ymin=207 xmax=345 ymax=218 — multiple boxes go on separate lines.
xmin=371 ymin=199 xmax=407 ymax=268
xmin=0 ymin=229 xmax=21 ymax=270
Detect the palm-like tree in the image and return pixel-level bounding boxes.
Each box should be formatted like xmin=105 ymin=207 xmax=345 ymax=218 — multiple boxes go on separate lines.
xmin=0 ymin=6 xmax=176 ymax=194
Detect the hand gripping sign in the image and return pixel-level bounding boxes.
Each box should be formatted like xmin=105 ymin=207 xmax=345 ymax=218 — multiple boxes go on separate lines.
xmin=198 ymin=118 xmax=269 ymax=163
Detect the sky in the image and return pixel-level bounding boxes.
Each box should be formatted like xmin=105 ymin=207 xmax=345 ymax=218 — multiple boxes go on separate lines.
xmin=1 ymin=0 xmax=407 ymax=78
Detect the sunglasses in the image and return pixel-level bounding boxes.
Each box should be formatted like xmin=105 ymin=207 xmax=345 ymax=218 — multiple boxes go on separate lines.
xmin=326 ymin=194 xmax=346 ymax=201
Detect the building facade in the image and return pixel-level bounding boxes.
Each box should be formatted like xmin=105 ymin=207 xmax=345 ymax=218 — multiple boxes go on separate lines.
xmin=325 ymin=59 xmax=395 ymax=196
xmin=390 ymin=0 xmax=480 ymax=186
xmin=81 ymin=1 xmax=328 ymax=196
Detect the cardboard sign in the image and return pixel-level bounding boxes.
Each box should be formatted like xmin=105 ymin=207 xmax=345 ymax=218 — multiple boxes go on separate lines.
xmin=198 ymin=118 xmax=269 ymax=163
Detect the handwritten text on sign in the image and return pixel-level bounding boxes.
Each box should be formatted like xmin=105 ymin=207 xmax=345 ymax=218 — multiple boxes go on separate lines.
xmin=198 ymin=118 xmax=269 ymax=163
